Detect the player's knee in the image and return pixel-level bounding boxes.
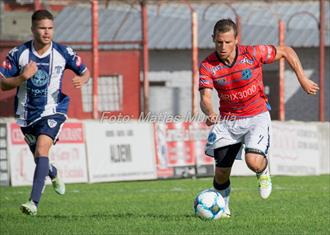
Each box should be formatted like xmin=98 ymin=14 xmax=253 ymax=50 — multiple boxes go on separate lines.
xmin=245 ymin=153 xmax=267 ymax=173
xmin=35 ymin=142 xmax=52 ymax=157
xmin=214 ymin=167 xmax=231 ymax=183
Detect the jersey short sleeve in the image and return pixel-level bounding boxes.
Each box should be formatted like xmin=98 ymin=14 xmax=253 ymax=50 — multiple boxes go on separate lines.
xmin=199 ymin=63 xmax=214 ymax=90
xmin=251 ymin=45 xmax=277 ymax=64
xmin=0 ymin=47 xmax=20 ymax=79
xmin=63 ymin=46 xmax=87 ymax=75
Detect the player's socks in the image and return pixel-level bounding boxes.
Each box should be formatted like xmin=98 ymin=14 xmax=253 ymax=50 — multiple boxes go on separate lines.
xmin=34 ymin=157 xmax=57 ymax=179
xmin=213 ymin=178 xmax=231 ymax=217
xmin=256 ymin=162 xmax=272 ymax=199
xmin=30 ymin=157 xmax=49 ymax=206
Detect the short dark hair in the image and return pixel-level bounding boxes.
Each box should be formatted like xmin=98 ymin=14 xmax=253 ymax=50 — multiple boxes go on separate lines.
xmin=32 ymin=10 xmax=54 ymax=23
xmin=213 ymin=18 xmax=237 ymax=38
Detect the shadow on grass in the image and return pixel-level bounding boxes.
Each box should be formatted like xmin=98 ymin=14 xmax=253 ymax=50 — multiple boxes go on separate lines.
xmin=37 ymin=212 xmax=195 ymax=220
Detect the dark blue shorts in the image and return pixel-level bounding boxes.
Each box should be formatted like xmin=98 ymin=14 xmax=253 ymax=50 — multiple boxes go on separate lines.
xmin=21 ymin=114 xmax=67 ymax=153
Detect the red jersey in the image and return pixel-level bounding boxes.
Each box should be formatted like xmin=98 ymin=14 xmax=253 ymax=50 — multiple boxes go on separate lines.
xmin=199 ymin=45 xmax=277 ymax=118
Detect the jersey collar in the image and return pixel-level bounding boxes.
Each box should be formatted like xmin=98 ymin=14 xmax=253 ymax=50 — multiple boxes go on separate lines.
xmin=31 ymin=41 xmax=53 ymax=58
xmin=215 ymin=46 xmax=238 ymax=68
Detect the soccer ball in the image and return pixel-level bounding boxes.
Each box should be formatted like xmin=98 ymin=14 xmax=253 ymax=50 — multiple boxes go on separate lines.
xmin=194 ymin=189 xmax=225 ymax=220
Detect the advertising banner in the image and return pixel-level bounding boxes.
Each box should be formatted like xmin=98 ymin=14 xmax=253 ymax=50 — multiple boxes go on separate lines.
xmin=85 ymin=121 xmax=157 ymax=182
xmin=270 ymin=121 xmax=321 ymax=175
xmin=154 ymin=122 xmax=214 ymax=178
xmin=8 ymin=122 xmax=88 ymax=186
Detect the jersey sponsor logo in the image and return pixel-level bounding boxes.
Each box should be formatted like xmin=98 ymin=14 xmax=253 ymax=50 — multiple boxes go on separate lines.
xmin=239 ymin=57 xmax=254 ymax=65
xmin=211 ymin=64 xmax=226 ymax=75
xmin=47 ymin=119 xmax=58 ymax=128
xmin=55 ymin=65 xmax=63 ymax=75
xmin=199 ymin=79 xmax=211 ymax=86
xmin=220 ymin=84 xmax=257 ymax=102
xmin=241 ymin=69 xmax=252 ymax=80
xmin=2 ymin=59 xmax=12 ymax=70
xmin=66 ymin=47 xmax=75 ymax=56
xmin=75 ymin=55 xmax=82 ymax=67
xmin=31 ymin=69 xmax=49 ymax=87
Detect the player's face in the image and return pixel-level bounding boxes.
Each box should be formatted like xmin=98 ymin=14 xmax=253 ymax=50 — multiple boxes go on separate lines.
xmin=31 ymin=19 xmax=54 ymax=47
xmin=213 ymin=29 xmax=238 ymax=61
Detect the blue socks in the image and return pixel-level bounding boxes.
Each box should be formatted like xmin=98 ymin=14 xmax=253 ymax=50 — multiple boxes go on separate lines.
xmin=34 ymin=157 xmax=58 ymax=180
xmin=30 ymin=157 xmax=49 ymax=206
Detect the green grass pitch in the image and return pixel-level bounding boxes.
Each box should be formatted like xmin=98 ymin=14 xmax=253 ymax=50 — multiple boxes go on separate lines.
xmin=1 ymin=175 xmax=329 ymax=235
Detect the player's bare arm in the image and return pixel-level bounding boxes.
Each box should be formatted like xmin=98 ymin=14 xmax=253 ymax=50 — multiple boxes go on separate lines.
xmin=72 ymin=68 xmax=90 ymax=88
xmin=200 ymin=88 xmax=218 ymax=126
xmin=0 ymin=61 xmax=37 ymax=91
xmin=275 ymin=45 xmax=319 ymax=95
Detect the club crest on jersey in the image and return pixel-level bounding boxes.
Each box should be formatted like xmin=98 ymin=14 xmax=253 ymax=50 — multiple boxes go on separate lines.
xmin=31 ymin=69 xmax=49 ymax=87
xmin=207 ymin=132 xmax=217 ymax=144
xmin=241 ymin=69 xmax=252 ymax=80
xmin=47 ymin=119 xmax=57 ymax=128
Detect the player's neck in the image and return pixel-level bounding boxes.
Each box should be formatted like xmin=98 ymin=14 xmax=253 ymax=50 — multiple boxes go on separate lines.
xmin=33 ymin=41 xmax=52 ymax=56
xmin=222 ymin=51 xmax=236 ymax=66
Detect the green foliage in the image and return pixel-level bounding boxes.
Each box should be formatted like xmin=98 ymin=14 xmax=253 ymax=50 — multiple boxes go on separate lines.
xmin=0 ymin=175 xmax=329 ymax=235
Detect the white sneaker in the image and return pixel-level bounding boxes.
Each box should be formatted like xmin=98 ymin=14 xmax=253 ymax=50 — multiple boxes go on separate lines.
xmin=257 ymin=167 xmax=272 ymax=199
xmin=51 ymin=175 xmax=65 ymax=195
xmin=20 ymin=200 xmax=37 ymax=216
xmin=216 ymin=186 xmax=231 ymax=218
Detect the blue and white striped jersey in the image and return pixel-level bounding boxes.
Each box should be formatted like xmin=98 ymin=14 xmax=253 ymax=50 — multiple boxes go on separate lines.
xmin=0 ymin=40 xmax=87 ymax=127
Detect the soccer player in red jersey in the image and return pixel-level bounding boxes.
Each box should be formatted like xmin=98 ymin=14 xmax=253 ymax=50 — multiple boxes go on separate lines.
xmin=199 ymin=19 xmax=319 ymax=217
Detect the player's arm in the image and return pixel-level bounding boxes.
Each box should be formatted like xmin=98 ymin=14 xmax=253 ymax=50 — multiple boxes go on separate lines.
xmin=274 ymin=45 xmax=319 ymax=95
xmin=0 ymin=61 xmax=38 ymax=91
xmin=72 ymin=68 xmax=90 ymax=89
xmin=200 ymin=88 xmax=217 ymax=126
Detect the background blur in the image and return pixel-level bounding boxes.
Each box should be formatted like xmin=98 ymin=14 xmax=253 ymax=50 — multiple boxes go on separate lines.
xmin=0 ymin=0 xmax=329 ymax=121
xmin=0 ymin=0 xmax=329 ymax=187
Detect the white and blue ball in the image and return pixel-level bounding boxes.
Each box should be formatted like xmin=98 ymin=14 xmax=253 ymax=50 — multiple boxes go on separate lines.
xmin=194 ymin=189 xmax=225 ymax=220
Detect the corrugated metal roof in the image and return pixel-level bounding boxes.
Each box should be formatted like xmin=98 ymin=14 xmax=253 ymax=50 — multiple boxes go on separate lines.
xmin=54 ymin=1 xmax=330 ymax=49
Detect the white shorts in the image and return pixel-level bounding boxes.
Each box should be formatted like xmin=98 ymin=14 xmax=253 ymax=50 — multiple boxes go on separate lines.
xmin=205 ymin=112 xmax=271 ymax=158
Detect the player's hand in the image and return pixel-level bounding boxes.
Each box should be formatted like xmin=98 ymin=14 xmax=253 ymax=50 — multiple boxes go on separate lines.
xmin=21 ymin=61 xmax=38 ymax=80
xmin=300 ymin=77 xmax=319 ymax=95
xmin=72 ymin=76 xmax=84 ymax=88
xmin=206 ymin=113 xmax=218 ymax=126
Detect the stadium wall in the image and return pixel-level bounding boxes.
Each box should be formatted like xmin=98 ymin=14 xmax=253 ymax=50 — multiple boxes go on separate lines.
xmin=0 ymin=119 xmax=329 ymax=186
xmin=0 ymin=49 xmax=141 ymax=119
xmin=148 ymin=48 xmax=330 ymax=122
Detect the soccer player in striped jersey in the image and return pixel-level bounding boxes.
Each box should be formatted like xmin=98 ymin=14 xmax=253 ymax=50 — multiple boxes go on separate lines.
xmin=0 ymin=10 xmax=90 ymax=215
xmin=199 ymin=19 xmax=319 ymax=217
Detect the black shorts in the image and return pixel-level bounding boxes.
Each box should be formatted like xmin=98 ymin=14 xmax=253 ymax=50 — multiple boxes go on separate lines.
xmin=214 ymin=143 xmax=242 ymax=168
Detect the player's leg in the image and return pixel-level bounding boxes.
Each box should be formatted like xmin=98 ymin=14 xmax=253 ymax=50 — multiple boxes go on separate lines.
xmin=245 ymin=152 xmax=271 ymax=199
xmin=37 ymin=115 xmax=66 ymax=196
xmin=20 ymin=115 xmax=66 ymax=215
xmin=244 ymin=112 xmax=272 ymax=199
xmin=21 ymin=127 xmax=58 ymax=183
xmin=213 ymin=143 xmax=242 ymax=217
xmin=20 ymin=134 xmax=53 ymax=215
